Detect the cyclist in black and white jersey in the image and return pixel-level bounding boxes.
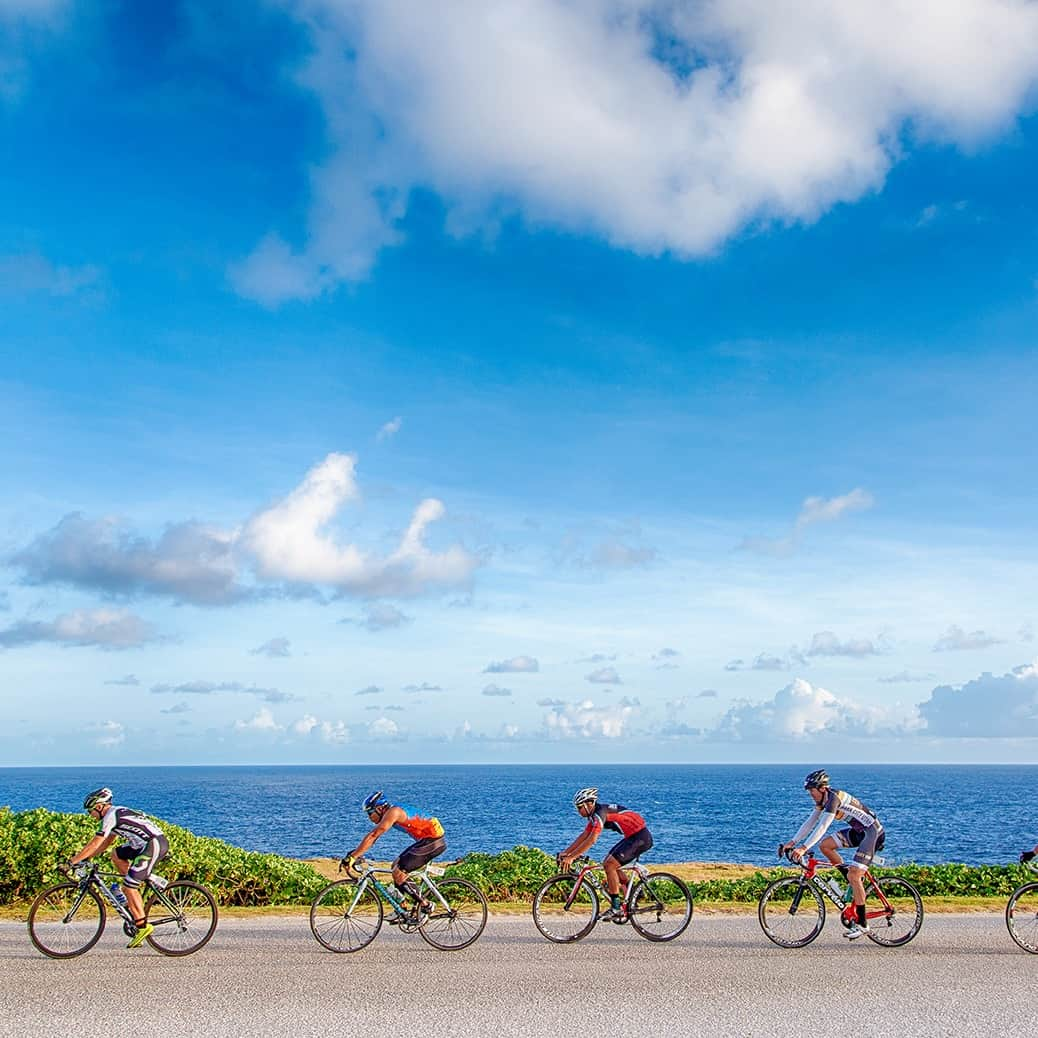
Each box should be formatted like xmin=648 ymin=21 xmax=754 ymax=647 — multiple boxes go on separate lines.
xmin=69 ymin=787 xmax=168 ymax=948
xmin=779 ymin=769 xmax=885 ymax=941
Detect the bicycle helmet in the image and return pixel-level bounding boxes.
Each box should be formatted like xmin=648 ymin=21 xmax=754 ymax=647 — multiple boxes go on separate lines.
xmin=804 ymin=769 xmax=830 ymax=790
xmin=362 ymin=790 xmax=388 ymax=814
xmin=83 ymin=787 xmax=113 ymax=811
xmin=573 ymin=787 xmax=599 ymax=808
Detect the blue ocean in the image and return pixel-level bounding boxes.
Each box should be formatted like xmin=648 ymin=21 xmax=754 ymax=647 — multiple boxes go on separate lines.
xmin=1 ymin=764 xmax=1035 ymax=866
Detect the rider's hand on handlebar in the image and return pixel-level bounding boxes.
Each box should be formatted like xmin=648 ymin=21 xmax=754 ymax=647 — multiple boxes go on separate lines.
xmin=338 ymin=855 xmax=355 ymax=874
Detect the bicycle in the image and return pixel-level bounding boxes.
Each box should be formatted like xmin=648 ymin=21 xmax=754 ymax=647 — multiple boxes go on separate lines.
xmin=27 ymin=862 xmax=219 ymax=958
xmin=309 ymin=857 xmax=488 ymax=953
xmin=758 ymin=849 xmax=923 ymax=948
xmin=531 ymin=856 xmax=693 ymax=944
xmin=1005 ymin=860 xmax=1038 ymax=953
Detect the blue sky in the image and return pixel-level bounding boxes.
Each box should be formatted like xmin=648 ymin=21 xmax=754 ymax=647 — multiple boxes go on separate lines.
xmin=1 ymin=0 xmax=1037 ymax=765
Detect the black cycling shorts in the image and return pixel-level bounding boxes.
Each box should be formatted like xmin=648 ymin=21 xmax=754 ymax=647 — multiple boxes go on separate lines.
xmin=607 ymin=827 xmax=653 ymax=866
xmin=118 ymin=836 xmax=169 ymax=889
xmin=395 ymin=836 xmax=447 ymax=874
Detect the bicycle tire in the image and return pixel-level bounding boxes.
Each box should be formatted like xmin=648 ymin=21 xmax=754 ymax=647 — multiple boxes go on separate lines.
xmin=1006 ymin=881 xmax=1038 ymax=954
xmin=628 ymin=871 xmax=694 ymax=942
xmin=532 ymin=874 xmax=601 ymax=943
xmin=417 ymin=878 xmax=488 ymax=951
xmin=865 ymin=876 xmax=923 ymax=947
xmin=758 ymin=876 xmax=825 ymax=948
xmin=145 ymin=880 xmax=219 ymax=956
xmin=27 ymin=882 xmax=106 ymax=959
xmin=310 ymin=879 xmax=383 ymax=952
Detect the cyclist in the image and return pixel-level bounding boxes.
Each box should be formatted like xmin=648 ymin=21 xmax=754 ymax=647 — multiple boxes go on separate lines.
xmin=558 ymin=787 xmax=653 ymax=923
xmin=68 ymin=787 xmax=169 ymax=948
xmin=342 ymin=791 xmax=446 ymax=923
xmin=780 ymin=769 xmax=884 ymax=941
xmin=1020 ymin=844 xmax=1037 ymax=864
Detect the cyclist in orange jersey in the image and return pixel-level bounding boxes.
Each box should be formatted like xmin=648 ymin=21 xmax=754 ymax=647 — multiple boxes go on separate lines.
xmin=342 ymin=791 xmax=446 ymax=922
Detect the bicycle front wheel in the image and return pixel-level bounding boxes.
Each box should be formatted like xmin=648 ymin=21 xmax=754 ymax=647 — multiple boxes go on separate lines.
xmin=628 ymin=872 xmax=694 ymax=942
xmin=1006 ymin=882 xmax=1038 ymax=954
xmin=532 ymin=874 xmax=600 ymax=943
xmin=865 ymin=876 xmax=923 ymax=947
xmin=144 ymin=881 xmax=219 ymax=956
xmin=310 ymin=879 xmax=383 ymax=952
xmin=28 ymin=882 xmax=106 ymax=959
xmin=758 ymin=876 xmax=825 ymax=948
xmin=418 ymin=878 xmax=488 ymax=951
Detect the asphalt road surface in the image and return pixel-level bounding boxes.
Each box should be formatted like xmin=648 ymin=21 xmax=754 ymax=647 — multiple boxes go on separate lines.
xmin=1 ymin=913 xmax=1032 ymax=1037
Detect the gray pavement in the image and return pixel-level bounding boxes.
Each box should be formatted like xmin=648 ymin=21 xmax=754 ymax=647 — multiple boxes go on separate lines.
xmin=1 ymin=913 xmax=1032 ymax=1037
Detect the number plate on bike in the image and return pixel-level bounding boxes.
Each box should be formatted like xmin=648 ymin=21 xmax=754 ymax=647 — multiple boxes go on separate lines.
xmin=426 ymin=865 xmax=446 ymax=876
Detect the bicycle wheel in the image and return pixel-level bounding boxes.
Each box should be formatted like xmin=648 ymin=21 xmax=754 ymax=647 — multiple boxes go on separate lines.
xmin=145 ymin=881 xmax=219 ymax=956
xmin=628 ymin=872 xmax=694 ymax=942
xmin=418 ymin=878 xmax=488 ymax=951
xmin=865 ymin=876 xmax=923 ymax=947
xmin=532 ymin=874 xmax=601 ymax=943
xmin=758 ymin=876 xmax=825 ymax=948
xmin=310 ymin=879 xmax=383 ymax=952
xmin=28 ymin=882 xmax=106 ymax=959
xmin=1006 ymin=882 xmax=1038 ymax=954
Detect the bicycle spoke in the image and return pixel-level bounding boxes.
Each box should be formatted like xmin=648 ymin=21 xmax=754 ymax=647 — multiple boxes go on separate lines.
xmin=628 ymin=872 xmax=693 ymax=942
xmin=145 ymin=881 xmax=219 ymax=956
xmin=532 ymin=875 xmax=600 ymax=943
xmin=865 ymin=876 xmax=923 ymax=947
xmin=758 ymin=876 xmax=825 ymax=948
xmin=1006 ymin=882 xmax=1038 ymax=954
xmin=28 ymin=883 xmax=106 ymax=959
xmin=418 ymin=878 xmax=488 ymax=951
xmin=310 ymin=879 xmax=383 ymax=953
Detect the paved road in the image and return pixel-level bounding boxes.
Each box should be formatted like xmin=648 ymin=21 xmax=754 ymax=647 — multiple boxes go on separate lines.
xmin=1 ymin=913 xmax=1032 ymax=1037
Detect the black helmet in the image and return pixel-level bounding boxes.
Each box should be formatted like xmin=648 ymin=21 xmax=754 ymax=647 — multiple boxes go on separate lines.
xmin=804 ymin=769 xmax=830 ymax=790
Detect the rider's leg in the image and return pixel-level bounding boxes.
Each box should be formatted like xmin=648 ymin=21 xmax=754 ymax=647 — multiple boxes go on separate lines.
xmin=603 ymin=854 xmax=623 ymax=898
xmin=818 ymin=835 xmax=844 ymax=867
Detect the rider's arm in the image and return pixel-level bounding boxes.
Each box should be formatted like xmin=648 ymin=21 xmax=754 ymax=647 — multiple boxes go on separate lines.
xmin=797 ymin=809 xmax=837 ymax=852
xmin=70 ymin=833 xmax=116 ymax=865
xmin=561 ymin=818 xmax=601 ymax=861
xmin=350 ymin=806 xmax=406 ymax=860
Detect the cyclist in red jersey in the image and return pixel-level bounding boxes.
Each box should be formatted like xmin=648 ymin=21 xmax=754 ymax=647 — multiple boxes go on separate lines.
xmin=342 ymin=791 xmax=446 ymax=923
xmin=558 ymin=787 xmax=653 ymax=922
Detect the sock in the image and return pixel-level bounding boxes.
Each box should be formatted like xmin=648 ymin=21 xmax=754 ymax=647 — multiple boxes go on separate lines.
xmin=856 ymin=904 xmax=867 ymax=926
xmin=610 ymin=894 xmax=622 ymax=910
xmin=394 ymin=880 xmax=422 ymax=907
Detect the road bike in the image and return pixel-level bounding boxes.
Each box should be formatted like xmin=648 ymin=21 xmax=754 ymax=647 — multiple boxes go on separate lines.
xmin=758 ymin=850 xmax=923 ymax=948
xmin=310 ymin=858 xmax=488 ymax=953
xmin=531 ymin=856 xmax=693 ymax=944
xmin=1005 ymin=860 xmax=1038 ymax=954
xmin=27 ymin=862 xmax=218 ymax=958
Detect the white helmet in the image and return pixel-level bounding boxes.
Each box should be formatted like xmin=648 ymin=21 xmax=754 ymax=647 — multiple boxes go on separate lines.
xmin=573 ymin=787 xmax=598 ymax=808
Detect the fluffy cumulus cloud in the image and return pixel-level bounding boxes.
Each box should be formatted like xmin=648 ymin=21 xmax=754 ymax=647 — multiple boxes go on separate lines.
xmin=933 ymin=624 xmax=1003 ymax=652
xmin=234 ymin=707 xmax=282 ymax=732
xmin=741 ymin=489 xmax=875 ymax=556
xmin=543 ymin=697 xmax=637 ymax=739
xmin=713 ymin=677 xmax=894 ymax=741
xmin=233 ymin=2 xmax=1038 ymax=303
xmin=0 ymin=608 xmax=156 ymax=650
xmin=10 ymin=453 xmax=476 ymax=604
xmin=292 ymin=714 xmax=349 ymax=742
xmin=917 ymin=663 xmax=1038 ymax=737
xmin=484 ymin=655 xmax=539 ymax=674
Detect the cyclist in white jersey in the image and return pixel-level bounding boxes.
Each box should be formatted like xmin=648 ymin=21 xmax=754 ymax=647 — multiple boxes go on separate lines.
xmin=779 ymin=770 xmax=885 ymax=941
xmin=69 ymin=787 xmax=168 ymax=948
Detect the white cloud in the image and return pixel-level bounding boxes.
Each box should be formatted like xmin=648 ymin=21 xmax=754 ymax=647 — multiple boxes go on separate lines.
xmin=484 ymin=655 xmax=539 ymax=674
xmin=291 ymin=713 xmax=350 ymax=742
xmin=0 ymin=608 xmax=157 ymax=650
xmin=234 ymin=707 xmax=282 ymax=732
xmin=377 ymin=416 xmax=402 ymax=441
xmin=725 ymin=653 xmax=793 ymax=672
xmin=543 ymin=697 xmax=636 ymax=739
xmin=104 ymin=674 xmax=141 ymax=686
xmin=917 ymin=663 xmax=1038 ymax=737
xmin=741 ymin=488 xmax=875 ymax=556
xmin=250 ymin=636 xmax=292 ymax=658
xmin=482 ymin=683 xmax=512 ymax=696
xmin=713 ymin=677 xmax=895 ymax=741
xmin=933 ymin=624 xmax=1003 ymax=652
xmin=89 ymin=720 xmax=125 ymax=748
xmin=347 ymin=602 xmax=412 ymax=632
xmin=805 ymin=631 xmax=882 ymax=658
xmin=0 ymin=252 xmax=103 ymax=298
xmin=585 ymin=666 xmax=622 ymax=684
xmin=368 ymin=716 xmax=401 ymax=739
xmin=235 ymin=2 xmax=1038 ymax=302
xmin=877 ymin=669 xmax=936 ymax=684
xmin=151 ymin=680 xmax=293 ymax=703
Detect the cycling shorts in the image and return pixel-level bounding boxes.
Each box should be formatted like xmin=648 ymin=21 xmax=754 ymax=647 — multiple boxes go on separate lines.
xmin=117 ymin=835 xmax=169 ymax=889
xmin=834 ymin=825 xmax=885 ymax=866
xmin=607 ymin=827 xmax=653 ymax=866
xmin=395 ymin=836 xmax=447 ymax=874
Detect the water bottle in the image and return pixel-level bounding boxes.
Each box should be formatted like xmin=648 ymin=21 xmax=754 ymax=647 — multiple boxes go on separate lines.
xmin=150 ymin=874 xmax=168 ymax=892
xmin=825 ymin=876 xmax=844 ymax=900
xmin=109 ymin=882 xmax=128 ymax=909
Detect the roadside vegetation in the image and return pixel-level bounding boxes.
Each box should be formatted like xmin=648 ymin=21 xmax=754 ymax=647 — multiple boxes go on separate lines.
xmin=1 ymin=808 xmax=1030 ymax=913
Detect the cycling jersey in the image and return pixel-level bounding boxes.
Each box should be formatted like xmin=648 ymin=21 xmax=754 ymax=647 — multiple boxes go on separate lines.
xmin=792 ymin=789 xmax=879 ymax=852
xmin=96 ymin=806 xmax=164 ymax=853
xmin=583 ymin=803 xmax=646 ymax=839
xmin=393 ymin=805 xmax=445 ymax=841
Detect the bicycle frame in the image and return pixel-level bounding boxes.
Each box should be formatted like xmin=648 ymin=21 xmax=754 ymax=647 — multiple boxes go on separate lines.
xmin=64 ymin=863 xmax=175 ymax=928
xmin=344 ymin=861 xmax=453 ymax=917
xmin=563 ymin=857 xmax=648 ymax=912
xmin=793 ymin=856 xmax=897 ymax=923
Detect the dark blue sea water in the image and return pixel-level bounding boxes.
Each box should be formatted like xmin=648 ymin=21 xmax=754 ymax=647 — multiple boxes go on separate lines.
xmin=2 ymin=765 xmax=1035 ymax=866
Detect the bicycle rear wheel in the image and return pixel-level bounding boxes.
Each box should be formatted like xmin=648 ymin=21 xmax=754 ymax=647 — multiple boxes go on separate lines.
xmin=28 ymin=882 xmax=106 ymax=958
xmin=1006 ymin=882 xmax=1038 ymax=954
xmin=865 ymin=876 xmax=923 ymax=947
xmin=628 ymin=872 xmax=693 ymax=942
xmin=418 ymin=878 xmax=488 ymax=951
xmin=532 ymin=874 xmax=600 ymax=943
xmin=310 ymin=879 xmax=383 ymax=952
xmin=758 ymin=876 xmax=825 ymax=948
xmin=145 ymin=881 xmax=219 ymax=956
